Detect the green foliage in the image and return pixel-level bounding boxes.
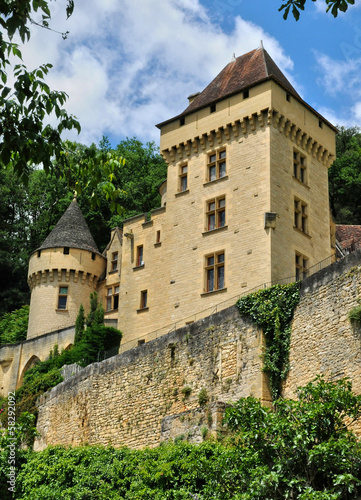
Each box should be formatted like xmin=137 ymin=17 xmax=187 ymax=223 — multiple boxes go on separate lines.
xmin=236 ymin=282 xmax=300 ymax=400
xmin=224 ymin=376 xmax=361 ymax=499
xmin=74 ymin=304 xmax=85 ymax=344
xmin=329 ymin=126 xmax=361 ymax=224
xmin=13 ymin=378 xmax=361 ymax=499
xmin=0 ymin=305 xmax=29 ymax=345
xmin=349 ymin=305 xmax=361 ymax=324
xmin=181 ymin=386 xmax=192 ymax=400
xmin=0 ymin=412 xmax=37 ymax=500
xmin=198 ymin=388 xmax=209 ymax=407
xmin=279 ymin=0 xmax=355 ymax=20
xmin=0 ymin=0 xmax=79 ymax=182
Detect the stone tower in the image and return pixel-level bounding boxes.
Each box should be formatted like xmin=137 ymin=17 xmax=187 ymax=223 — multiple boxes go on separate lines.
xmin=27 ymin=199 xmax=106 ymax=339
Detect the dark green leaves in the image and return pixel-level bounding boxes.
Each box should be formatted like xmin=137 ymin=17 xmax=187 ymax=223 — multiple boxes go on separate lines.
xmin=279 ymin=0 xmax=355 ymax=19
xmin=236 ymin=282 xmax=300 ymax=400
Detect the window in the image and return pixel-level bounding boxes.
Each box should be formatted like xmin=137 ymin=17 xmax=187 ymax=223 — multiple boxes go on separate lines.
xmin=111 ymin=252 xmax=118 ymax=272
xmin=140 ymin=290 xmax=148 ymax=309
xmin=205 ymin=252 xmax=225 ymax=292
xmin=179 ymin=117 xmax=185 ymax=126
xmin=58 ymin=286 xmax=68 ymax=310
xmin=206 ymin=196 xmax=226 ymax=231
xmin=37 ymin=250 xmax=41 ymax=258
xmin=243 ymin=89 xmax=249 ymax=99
xmin=63 ymin=247 xmax=70 ymax=255
xmin=293 ymin=150 xmax=307 ymax=184
xmin=106 ymin=285 xmax=120 ymax=311
xmin=207 ymin=150 xmax=226 ymax=182
xmin=156 ymin=230 xmax=161 ymax=243
xmin=136 ymin=245 xmax=144 ymax=267
xmin=210 ymin=103 xmax=216 ymax=113
xmin=295 ymin=252 xmax=308 ymax=281
xmin=179 ymin=163 xmax=188 ymax=192
xmin=106 ymin=288 xmax=112 ymax=311
xmin=91 ymin=252 xmax=96 ymax=261
xmin=294 ymin=197 xmax=308 ymax=234
xmin=319 ymin=120 xmax=323 ymax=129
xmin=286 ymin=92 xmax=291 ymax=102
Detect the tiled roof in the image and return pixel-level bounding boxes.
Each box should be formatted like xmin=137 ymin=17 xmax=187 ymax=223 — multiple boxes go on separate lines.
xmin=37 ymin=199 xmax=100 ymax=254
xmin=156 ymin=46 xmax=300 ymax=128
xmin=336 ymin=225 xmax=361 ymax=250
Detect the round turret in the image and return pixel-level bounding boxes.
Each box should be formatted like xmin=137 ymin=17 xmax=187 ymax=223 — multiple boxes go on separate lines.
xmin=27 ymin=199 xmax=106 ymax=339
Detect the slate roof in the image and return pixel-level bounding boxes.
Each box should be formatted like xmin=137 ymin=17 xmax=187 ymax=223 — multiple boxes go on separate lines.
xmin=336 ymin=225 xmax=361 ymax=251
xmin=37 ymin=199 xmax=100 ymax=254
xmin=156 ymin=46 xmax=336 ymax=131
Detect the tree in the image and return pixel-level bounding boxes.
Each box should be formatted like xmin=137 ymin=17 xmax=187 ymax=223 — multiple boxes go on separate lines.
xmin=0 ymin=305 xmax=29 ymax=345
xmin=0 ymin=0 xmax=80 ymax=182
xmin=328 ymin=126 xmax=361 ymax=224
xmin=279 ymin=0 xmax=356 ymax=20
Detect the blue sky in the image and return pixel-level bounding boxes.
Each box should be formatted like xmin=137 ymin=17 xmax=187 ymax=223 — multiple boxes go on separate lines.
xmin=18 ymin=0 xmax=361 ymax=147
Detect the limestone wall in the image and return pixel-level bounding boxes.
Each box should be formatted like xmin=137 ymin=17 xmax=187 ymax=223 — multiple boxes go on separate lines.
xmin=35 ymin=307 xmax=266 ymax=451
xmin=284 ymin=250 xmax=361 ymax=426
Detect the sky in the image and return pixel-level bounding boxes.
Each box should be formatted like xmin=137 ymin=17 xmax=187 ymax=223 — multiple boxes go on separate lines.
xmin=16 ymin=0 xmax=361 ymax=148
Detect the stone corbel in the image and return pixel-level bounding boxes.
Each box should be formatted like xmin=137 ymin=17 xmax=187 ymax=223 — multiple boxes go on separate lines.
xmin=267 ymin=109 xmax=273 ymax=126
xmin=42 ymin=270 xmax=47 ymax=283
xmin=317 ymin=146 xmax=325 ymax=162
xmin=249 ymin=114 xmax=256 ymax=131
xmin=312 ymin=142 xmax=320 ymax=158
xmin=65 ymin=270 xmax=70 ymax=282
xmin=81 ymin=272 xmax=87 ymax=284
xmin=199 ymin=135 xmax=207 ymax=150
xmin=176 ymin=145 xmax=183 ymax=161
xmin=257 ymin=111 xmax=265 ymax=128
xmin=224 ymin=125 xmax=231 ymax=142
xmin=208 ymin=131 xmax=215 ymax=148
xmin=184 ymin=141 xmax=191 ymax=157
xmin=306 ymin=138 xmax=315 ymax=154
xmin=301 ymin=134 xmax=309 ymax=150
xmin=49 ymin=270 xmax=54 ymax=282
xmin=74 ymin=270 xmax=79 ymax=283
xmin=290 ymin=125 xmax=298 ymax=142
xmin=216 ymin=129 xmax=222 ymax=144
xmin=296 ymin=129 xmax=303 ymax=146
xmin=57 ymin=269 xmax=62 ymax=282
xmin=192 ymin=138 xmax=198 ymax=154
xmin=284 ymin=121 xmax=293 ymax=138
xmin=169 ymin=147 xmax=176 ymax=163
xmin=232 ymin=121 xmax=239 ymax=138
xmin=240 ymin=118 xmax=247 ymax=135
xmin=279 ymin=116 xmax=286 ymax=133
xmin=272 ymin=111 xmax=280 ymax=128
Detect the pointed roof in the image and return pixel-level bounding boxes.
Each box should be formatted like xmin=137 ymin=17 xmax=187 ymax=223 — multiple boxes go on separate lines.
xmin=37 ymin=199 xmax=100 ymax=254
xmin=156 ymin=46 xmax=336 ymax=131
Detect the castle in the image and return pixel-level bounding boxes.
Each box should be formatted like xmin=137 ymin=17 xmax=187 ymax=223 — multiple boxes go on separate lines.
xmin=0 ymin=46 xmax=339 ymax=397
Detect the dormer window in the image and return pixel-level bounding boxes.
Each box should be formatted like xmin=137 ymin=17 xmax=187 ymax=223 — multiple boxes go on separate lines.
xmin=111 ymin=252 xmax=118 ymax=272
xmin=243 ymin=89 xmax=249 ymax=99
xmin=179 ymin=117 xmax=185 ymax=126
xmin=63 ymin=247 xmax=70 ymax=255
xmin=210 ymin=103 xmax=216 ymax=113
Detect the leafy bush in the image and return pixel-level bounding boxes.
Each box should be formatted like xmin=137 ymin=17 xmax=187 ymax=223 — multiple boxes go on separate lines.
xmin=0 ymin=305 xmax=29 ymax=346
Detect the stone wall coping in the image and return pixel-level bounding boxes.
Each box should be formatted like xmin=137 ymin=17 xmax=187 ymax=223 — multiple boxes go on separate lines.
xmin=300 ymin=249 xmax=361 ymax=296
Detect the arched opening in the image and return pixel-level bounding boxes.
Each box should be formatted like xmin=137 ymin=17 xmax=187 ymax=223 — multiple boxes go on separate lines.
xmin=17 ymin=355 xmax=40 ymax=389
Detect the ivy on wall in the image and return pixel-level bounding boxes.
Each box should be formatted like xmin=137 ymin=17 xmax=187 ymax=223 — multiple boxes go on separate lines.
xmin=236 ymin=283 xmax=300 ymax=400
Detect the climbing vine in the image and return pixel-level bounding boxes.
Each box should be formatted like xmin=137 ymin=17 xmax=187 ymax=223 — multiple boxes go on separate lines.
xmin=236 ymin=282 xmax=300 ymax=401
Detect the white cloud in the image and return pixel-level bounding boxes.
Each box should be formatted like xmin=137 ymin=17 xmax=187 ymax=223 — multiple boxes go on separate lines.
xmin=14 ymin=0 xmax=294 ymax=146
xmin=314 ymin=51 xmax=361 ymax=96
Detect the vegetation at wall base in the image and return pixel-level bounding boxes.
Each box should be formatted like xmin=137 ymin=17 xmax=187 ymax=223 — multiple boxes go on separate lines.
xmin=236 ymin=282 xmax=300 ymax=400
xmin=2 ymin=377 xmax=360 ymax=499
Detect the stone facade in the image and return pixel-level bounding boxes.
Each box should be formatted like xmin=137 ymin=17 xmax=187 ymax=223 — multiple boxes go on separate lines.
xmin=34 ymin=251 xmax=361 ymax=450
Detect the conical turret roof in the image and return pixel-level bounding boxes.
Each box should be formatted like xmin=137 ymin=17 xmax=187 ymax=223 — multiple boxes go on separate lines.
xmin=37 ymin=199 xmax=100 ymax=254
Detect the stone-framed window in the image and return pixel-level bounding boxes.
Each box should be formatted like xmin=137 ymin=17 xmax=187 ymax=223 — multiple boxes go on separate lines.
xmin=295 ymin=252 xmax=308 ymax=281
xmin=294 ymin=197 xmax=308 ymax=234
xmin=293 ymin=149 xmax=307 ymax=184
xmin=205 ymin=251 xmax=225 ymax=292
xmin=207 ymin=149 xmax=226 ymax=182
xmin=111 ymin=252 xmax=118 ymax=272
xmin=179 ymin=163 xmax=188 ymax=192
xmin=57 ymin=286 xmax=68 ymax=310
xmin=206 ymin=196 xmax=226 ymax=231
xmin=106 ymin=285 xmax=119 ymax=311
